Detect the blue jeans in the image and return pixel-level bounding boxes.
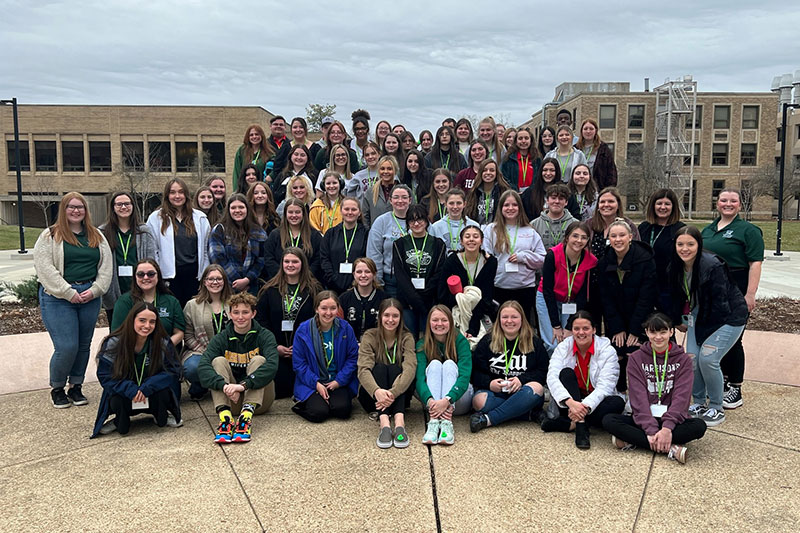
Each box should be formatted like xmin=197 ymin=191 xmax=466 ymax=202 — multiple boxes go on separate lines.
xmin=383 ymin=275 xmax=398 ymax=298
xmin=403 ymin=308 xmax=427 ymax=339
xmin=39 ymin=282 xmax=102 ymax=389
xmin=686 ymin=309 xmax=745 ymax=410
xmin=535 ymin=291 xmax=570 ymax=354
xmin=475 ymin=386 xmax=544 ymax=426
xmin=183 ymin=353 xmax=201 ymax=385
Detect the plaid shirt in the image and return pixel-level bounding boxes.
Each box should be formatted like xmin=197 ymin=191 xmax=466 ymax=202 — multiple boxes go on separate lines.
xmin=208 ymin=224 xmax=267 ymax=285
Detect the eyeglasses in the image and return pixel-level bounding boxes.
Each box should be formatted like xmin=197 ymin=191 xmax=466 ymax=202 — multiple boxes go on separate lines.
xmin=136 ymin=270 xmax=158 ymax=278
xmin=205 ymin=277 xmax=224 ymax=284
xmin=408 ymin=218 xmax=426 ymax=225
xmin=114 ymin=202 xmax=132 ymax=208
xmin=354 ymin=127 xmax=368 ymax=132
xmin=66 ymin=205 xmax=85 ymax=211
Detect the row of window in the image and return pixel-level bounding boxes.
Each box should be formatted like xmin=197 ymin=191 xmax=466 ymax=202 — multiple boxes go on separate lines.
xmin=596 ymin=104 xmax=760 ymax=130
xmin=620 ymin=142 xmax=758 ymax=167
xmin=5 ymin=140 xmax=226 ymax=173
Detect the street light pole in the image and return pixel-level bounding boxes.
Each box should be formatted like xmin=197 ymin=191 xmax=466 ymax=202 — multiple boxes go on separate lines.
xmin=1 ymin=98 xmax=26 ymax=254
xmin=776 ymin=102 xmax=800 ymax=257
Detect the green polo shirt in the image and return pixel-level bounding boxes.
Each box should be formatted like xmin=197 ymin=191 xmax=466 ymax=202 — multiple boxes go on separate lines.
xmin=701 ymin=216 xmax=764 ymax=269
xmin=111 ymin=291 xmax=186 ymax=334
xmin=63 ymin=231 xmax=100 ymax=283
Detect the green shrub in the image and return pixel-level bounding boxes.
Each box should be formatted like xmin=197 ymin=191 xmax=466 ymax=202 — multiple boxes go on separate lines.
xmin=2 ymin=276 xmax=39 ymax=306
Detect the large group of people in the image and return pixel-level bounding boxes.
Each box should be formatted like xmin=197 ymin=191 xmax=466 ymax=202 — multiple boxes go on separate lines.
xmin=33 ymin=111 xmax=765 ymax=464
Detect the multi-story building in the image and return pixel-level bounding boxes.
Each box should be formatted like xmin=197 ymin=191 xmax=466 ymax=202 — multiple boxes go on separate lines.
xmin=0 ymin=105 xmax=275 ymax=226
xmin=521 ymin=81 xmax=779 ymax=219
xmin=772 ymin=71 xmax=800 ymax=220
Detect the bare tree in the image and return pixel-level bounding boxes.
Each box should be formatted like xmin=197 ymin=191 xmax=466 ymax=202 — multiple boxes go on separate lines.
xmin=188 ymin=149 xmax=215 ymax=189
xmin=114 ymin=143 xmax=165 ymax=220
xmin=618 ymin=147 xmax=671 ymax=213
xmin=737 ymin=165 xmax=776 ymax=220
xmin=27 ymin=172 xmax=59 ymax=226
xmin=306 ymin=103 xmax=337 ymax=132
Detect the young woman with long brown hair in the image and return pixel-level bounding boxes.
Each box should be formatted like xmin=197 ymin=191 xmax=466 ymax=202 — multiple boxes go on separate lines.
xmin=233 ymin=124 xmax=275 ymax=190
xmin=263 ymin=198 xmax=322 ymax=281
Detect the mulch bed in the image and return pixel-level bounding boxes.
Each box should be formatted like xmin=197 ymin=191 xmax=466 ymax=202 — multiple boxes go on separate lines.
xmin=1 ymin=298 xmax=798 ymax=336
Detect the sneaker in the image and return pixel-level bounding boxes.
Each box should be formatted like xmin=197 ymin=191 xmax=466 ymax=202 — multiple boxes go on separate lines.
xmin=232 ymin=415 xmax=252 ymax=443
xmin=612 ymin=435 xmax=636 ymax=451
xmin=668 ymin=444 xmax=687 ymax=464
xmin=541 ymin=416 xmax=571 ymax=433
xmin=722 ymin=385 xmax=743 ymax=410
xmin=214 ymin=417 xmax=233 ymax=444
xmin=469 ymin=412 xmax=489 ymax=433
xmin=368 ymin=411 xmax=380 ymax=422
xmin=438 ymin=420 xmax=455 ymax=445
xmin=376 ymin=426 xmax=393 ymax=449
xmin=393 ymin=426 xmax=410 ymax=448
xmin=166 ymin=414 xmax=184 ymax=428
xmin=188 ymin=383 xmax=208 ymax=400
xmin=422 ymin=419 xmax=441 ymax=445
xmin=67 ymin=385 xmax=88 ymax=406
xmin=575 ymin=423 xmax=590 ymax=449
xmin=51 ymin=388 xmax=71 ymax=409
xmin=701 ymin=408 xmax=725 ymax=427
xmin=99 ymin=419 xmax=117 ymax=435
xmin=688 ymin=403 xmax=707 ymax=418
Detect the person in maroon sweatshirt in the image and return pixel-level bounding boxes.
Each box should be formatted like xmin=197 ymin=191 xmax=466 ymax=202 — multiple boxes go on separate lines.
xmin=602 ymin=313 xmax=706 ymax=463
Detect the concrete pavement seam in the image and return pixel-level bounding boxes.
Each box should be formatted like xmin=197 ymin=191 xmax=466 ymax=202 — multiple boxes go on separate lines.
xmin=631 ymin=453 xmax=656 ymax=533
xmin=707 ymin=427 xmax=800 ymax=453
xmin=426 ymin=444 xmax=443 ymax=533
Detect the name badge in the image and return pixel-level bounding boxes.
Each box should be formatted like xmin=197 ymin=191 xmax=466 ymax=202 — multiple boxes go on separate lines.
xmin=650 ymin=403 xmax=668 ymax=418
xmin=684 ymin=314 xmax=694 ymax=328
xmin=118 ymin=265 xmax=133 ymax=277
xmin=339 ymin=262 xmax=353 ymax=274
xmin=412 ymin=277 xmax=425 ymax=290
xmin=281 ymin=320 xmax=294 ymax=332
xmin=561 ymin=303 xmax=577 ymax=315
xmin=504 ymin=262 xmax=519 ymax=273
xmin=132 ymin=398 xmax=150 ymax=410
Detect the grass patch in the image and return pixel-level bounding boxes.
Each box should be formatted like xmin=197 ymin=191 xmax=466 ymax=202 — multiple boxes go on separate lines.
xmin=683 ymin=220 xmax=800 ymax=252
xmin=0 ymin=226 xmax=43 ymax=251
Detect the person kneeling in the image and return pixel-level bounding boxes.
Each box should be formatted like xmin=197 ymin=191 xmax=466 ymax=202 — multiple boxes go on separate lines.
xmin=602 ymin=313 xmax=706 ymax=464
xmin=92 ymin=302 xmax=182 ymax=438
xmin=198 ymin=292 xmax=279 ymax=444
xmin=543 ymin=311 xmax=625 ymax=449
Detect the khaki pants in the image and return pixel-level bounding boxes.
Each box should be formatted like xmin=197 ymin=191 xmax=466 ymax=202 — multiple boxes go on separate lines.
xmin=211 ymin=356 xmax=275 ymax=415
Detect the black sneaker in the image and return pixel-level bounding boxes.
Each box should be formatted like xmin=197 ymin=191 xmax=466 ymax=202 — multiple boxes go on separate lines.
xmin=722 ymin=385 xmax=743 ymax=409
xmin=67 ymin=385 xmax=88 ymax=406
xmin=51 ymin=387 xmax=71 ymax=409
xmin=469 ymin=413 xmax=489 ymax=433
xmin=541 ymin=416 xmax=571 ymax=433
xmin=575 ymin=423 xmax=590 ymax=449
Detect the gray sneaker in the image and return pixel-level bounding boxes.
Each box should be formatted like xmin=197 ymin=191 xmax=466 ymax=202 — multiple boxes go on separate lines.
xmin=166 ymin=414 xmax=184 ymax=428
xmin=376 ymin=426 xmax=393 ymax=449
xmin=99 ymin=419 xmax=117 ymax=435
xmin=688 ymin=403 xmax=706 ymax=418
xmin=393 ymin=426 xmax=410 ymax=448
xmin=701 ymin=407 xmax=725 ymax=427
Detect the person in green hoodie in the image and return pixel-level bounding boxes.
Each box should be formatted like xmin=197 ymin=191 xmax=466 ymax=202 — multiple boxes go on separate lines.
xmin=198 ymin=292 xmax=279 ymax=444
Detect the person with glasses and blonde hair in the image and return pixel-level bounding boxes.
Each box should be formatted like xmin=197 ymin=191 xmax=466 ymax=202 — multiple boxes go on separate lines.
xmin=35 ymin=192 xmax=113 ymax=408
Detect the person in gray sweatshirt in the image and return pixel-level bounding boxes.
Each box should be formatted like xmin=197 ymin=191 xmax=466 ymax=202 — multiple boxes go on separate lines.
xmin=531 ymin=184 xmax=577 ymax=251
xmin=366 ymin=184 xmax=412 ymax=298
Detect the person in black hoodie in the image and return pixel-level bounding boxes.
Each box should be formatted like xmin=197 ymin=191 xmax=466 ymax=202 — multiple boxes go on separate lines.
xmin=470 ymin=300 xmax=549 ymax=432
xmin=392 ymin=204 xmax=447 ymax=338
xmin=597 ymin=219 xmax=657 ymax=392
xmin=338 ymin=257 xmax=388 ymax=339
xmin=263 ymin=198 xmax=323 ymax=282
xmin=638 ymin=189 xmax=685 ymax=314
xmin=668 ymin=226 xmax=748 ymax=428
xmin=438 ymin=225 xmax=497 ymax=338
xmin=319 ymin=197 xmax=368 ymax=294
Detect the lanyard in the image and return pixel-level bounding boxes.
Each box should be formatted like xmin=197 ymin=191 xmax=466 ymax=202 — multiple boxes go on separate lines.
xmin=290 ymin=231 xmax=301 ymax=248
xmin=545 ymin=218 xmax=569 ymax=244
xmin=212 ymin=311 xmax=224 ymax=335
xmin=446 ymin=216 xmax=462 ymax=251
xmin=503 ymin=336 xmax=519 ymax=377
xmin=325 ymin=199 xmax=339 ymax=231
xmin=682 ymin=272 xmax=692 ymax=308
xmin=649 ymin=225 xmax=667 ymax=248
xmin=578 ymin=194 xmax=586 ymax=215
xmin=325 ymin=333 xmax=335 ymax=368
xmin=437 ymin=201 xmax=445 ymax=220
xmin=252 ymin=149 xmax=260 ymax=165
xmin=342 ymin=226 xmax=356 ymax=261
xmin=442 ymin=151 xmax=450 ymax=169
xmin=484 ymin=191 xmax=492 ymax=224
xmin=575 ymin=352 xmax=591 ymax=391
xmin=391 ymin=213 xmax=407 ymax=236
xmin=617 ymin=269 xmax=625 ymax=284
xmin=583 ymin=146 xmax=593 ymax=160
xmin=520 ymin=154 xmax=531 ymax=187
xmin=409 ymin=233 xmax=429 ymax=276
xmin=385 ymin=340 xmax=398 ymax=365
xmin=557 ymin=152 xmax=573 ymax=177
xmin=565 ymin=254 xmax=582 ymax=301
xmin=461 ymin=253 xmax=478 ymax=286
xmin=652 ymin=346 xmax=670 ymax=403
xmin=118 ymin=232 xmax=132 ymax=265
xmin=367 ymin=168 xmax=376 ymax=188
xmin=507 ymin=225 xmax=519 ymax=254
xmin=284 ymin=284 xmax=300 ymax=315
xmin=134 ymin=349 xmax=148 ymax=386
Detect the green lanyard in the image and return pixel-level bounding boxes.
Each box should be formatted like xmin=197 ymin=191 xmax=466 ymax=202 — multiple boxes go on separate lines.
xmin=437 ymin=201 xmax=445 ymax=220
xmin=461 ymin=253 xmax=478 ymax=286
xmin=325 ymin=334 xmax=335 ymax=368
xmin=325 ymin=199 xmax=339 ymax=231
xmin=385 ymin=340 xmax=398 ymax=365
xmin=118 ymin=232 xmax=132 ymax=265
xmin=212 ymin=311 xmax=224 ymax=335
xmin=252 ymin=149 xmax=260 ymax=165
xmin=503 ymin=336 xmax=519 ymax=377
xmin=284 ymin=285 xmax=300 ymax=316
xmin=409 ymin=233 xmax=429 ymax=276
xmin=342 ymin=226 xmax=356 ymax=261
xmin=290 ymin=231 xmax=301 ymax=248
xmin=577 ymin=194 xmax=586 ymax=215
xmin=442 ymin=151 xmax=450 ymax=169
xmin=484 ymin=192 xmax=492 ymax=223
xmin=134 ymin=348 xmax=148 ymax=386
xmin=682 ymin=272 xmax=692 ymax=308
xmin=507 ymin=225 xmax=519 ymax=254
xmin=557 ymin=152 xmax=572 ymax=177
xmin=367 ymin=168 xmax=376 ymax=188
xmin=565 ymin=254 xmax=582 ymax=301
xmin=446 ymin=216 xmax=462 ymax=251
xmin=391 ymin=213 xmax=407 ymax=236
xmin=545 ymin=218 xmax=569 ymax=244
xmin=649 ymin=225 xmax=666 ymax=248
xmin=652 ymin=346 xmax=670 ymax=403
xmin=583 ymin=146 xmax=593 ymax=161
xmin=617 ymin=269 xmax=625 ymax=284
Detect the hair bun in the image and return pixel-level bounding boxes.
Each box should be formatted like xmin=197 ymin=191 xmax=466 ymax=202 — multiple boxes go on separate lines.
xmin=351 ymin=109 xmax=371 ymax=121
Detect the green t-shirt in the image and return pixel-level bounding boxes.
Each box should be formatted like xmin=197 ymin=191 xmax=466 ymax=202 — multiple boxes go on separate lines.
xmin=114 ymin=230 xmax=138 ymax=295
xmin=701 ymin=216 xmax=764 ymax=269
xmin=111 ymin=291 xmax=186 ymax=334
xmin=63 ymin=231 xmax=100 ymax=283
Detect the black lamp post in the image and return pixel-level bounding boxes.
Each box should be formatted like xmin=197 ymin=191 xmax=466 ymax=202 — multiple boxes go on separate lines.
xmin=776 ymin=102 xmax=800 ymax=256
xmin=0 ymin=98 xmax=26 ymax=254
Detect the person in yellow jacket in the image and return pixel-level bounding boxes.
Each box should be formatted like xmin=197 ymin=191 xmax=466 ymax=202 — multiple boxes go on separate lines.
xmin=309 ymin=172 xmax=344 ymax=234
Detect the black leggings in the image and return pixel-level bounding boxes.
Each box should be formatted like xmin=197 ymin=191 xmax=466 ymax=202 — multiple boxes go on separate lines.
xmin=357 ymin=363 xmax=411 ymax=417
xmin=169 ymin=262 xmax=199 ymax=309
xmin=557 ymin=367 xmax=625 ymax=428
xmin=611 ymin=342 xmax=640 ymax=393
xmin=602 ymin=414 xmax=707 ymax=448
xmin=274 ymin=358 xmax=295 ymax=399
xmin=293 ymin=388 xmax=353 ymax=423
xmin=721 ymin=268 xmax=749 ymax=384
xmin=109 ymin=388 xmax=170 ymax=435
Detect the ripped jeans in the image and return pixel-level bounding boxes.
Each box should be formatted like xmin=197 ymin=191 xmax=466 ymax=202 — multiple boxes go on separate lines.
xmin=685 ymin=308 xmax=745 ymax=411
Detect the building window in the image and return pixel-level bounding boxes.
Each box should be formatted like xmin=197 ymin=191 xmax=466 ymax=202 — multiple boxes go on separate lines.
xmin=713 ymin=105 xmax=731 ymax=129
xmin=740 ymin=143 xmax=757 ymax=166
xmin=628 ymin=105 xmax=645 ymax=128
xmin=34 ymin=140 xmax=57 ymax=172
xmin=742 ymin=106 xmax=759 ymax=129
xmin=712 ymin=143 xmax=729 ymax=166
xmin=686 ymin=105 xmax=702 ymax=129
xmin=175 ymin=142 xmax=198 ymax=172
xmin=712 ymin=179 xmax=726 ymax=209
xmin=89 ymin=141 xmax=111 ymax=172
xmin=682 ymin=180 xmax=698 ymax=212
xmin=599 ymin=105 xmax=616 ymax=129
xmin=122 ymin=141 xmax=144 ymax=171
xmin=6 ymin=140 xmax=30 ymax=171
xmin=605 ymin=142 xmax=614 ymax=156
xmin=148 ymin=142 xmax=171 ymax=172
xmin=684 ymin=143 xmax=701 ymax=166
xmin=626 ymin=143 xmax=643 ymax=166
xmin=203 ymin=142 xmax=226 ymax=172
xmin=61 ymin=141 xmax=84 ymax=172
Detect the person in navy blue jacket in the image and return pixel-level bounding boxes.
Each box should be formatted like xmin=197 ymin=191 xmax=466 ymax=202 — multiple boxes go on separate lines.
xmin=91 ymin=301 xmax=181 ymax=437
xmin=292 ymin=291 xmax=360 ymax=422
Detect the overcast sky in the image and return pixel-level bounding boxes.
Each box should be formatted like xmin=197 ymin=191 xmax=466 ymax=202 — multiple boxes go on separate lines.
xmin=2 ymin=0 xmax=799 ymax=134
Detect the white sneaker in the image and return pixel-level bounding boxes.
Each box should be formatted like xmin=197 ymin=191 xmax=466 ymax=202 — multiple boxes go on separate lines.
xmin=422 ymin=419 xmax=441 ymax=445
xmin=166 ymin=414 xmax=184 ymax=428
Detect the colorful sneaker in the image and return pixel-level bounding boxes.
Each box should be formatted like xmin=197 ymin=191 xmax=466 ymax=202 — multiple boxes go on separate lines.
xmin=438 ymin=420 xmax=455 ymax=445
xmin=215 ymin=417 xmax=233 ymax=444
xmin=232 ymin=415 xmax=252 ymax=443
xmin=688 ymin=403 xmax=706 ymax=418
xmin=67 ymin=385 xmax=88 ymax=406
xmin=422 ymin=419 xmax=441 ymax=445
xmin=701 ymin=408 xmax=725 ymax=427
xmin=722 ymin=385 xmax=743 ymax=409
xmin=51 ymin=387 xmax=71 ymax=409
xmin=393 ymin=426 xmax=409 ymax=448
xmin=668 ymin=444 xmax=687 ymax=464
